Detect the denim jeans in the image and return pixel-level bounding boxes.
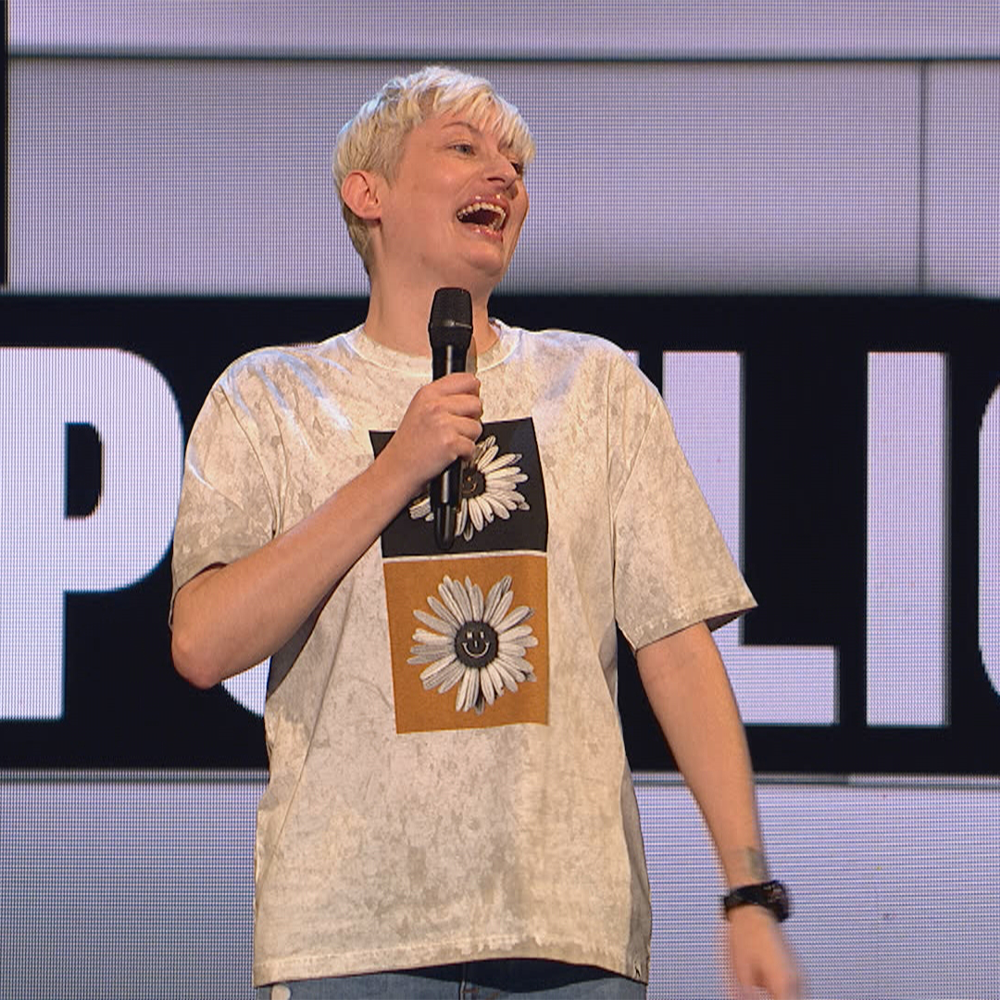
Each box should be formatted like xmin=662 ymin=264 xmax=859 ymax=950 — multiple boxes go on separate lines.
xmin=255 ymin=959 xmax=647 ymax=999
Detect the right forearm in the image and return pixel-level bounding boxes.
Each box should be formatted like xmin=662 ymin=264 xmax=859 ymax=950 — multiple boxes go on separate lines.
xmin=172 ymin=370 xmax=484 ymax=689
xmin=171 ymin=451 xmax=416 ymax=688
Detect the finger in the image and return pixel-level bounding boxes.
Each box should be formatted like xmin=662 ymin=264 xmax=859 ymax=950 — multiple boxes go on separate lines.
xmin=452 ymin=417 xmax=483 ymax=451
xmin=750 ymin=954 xmax=802 ymax=1000
xmin=432 ymin=372 xmax=480 ymax=395
xmin=443 ymin=394 xmax=484 ymax=419
xmin=420 ymin=386 xmax=482 ymax=418
xmin=771 ymin=968 xmax=803 ymax=1000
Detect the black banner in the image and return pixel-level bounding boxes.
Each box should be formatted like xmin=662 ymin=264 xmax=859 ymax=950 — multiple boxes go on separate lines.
xmin=0 ymin=292 xmax=997 ymax=773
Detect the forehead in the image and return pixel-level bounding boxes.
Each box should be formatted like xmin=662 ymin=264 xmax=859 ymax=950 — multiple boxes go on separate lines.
xmin=412 ymin=112 xmax=509 ymax=144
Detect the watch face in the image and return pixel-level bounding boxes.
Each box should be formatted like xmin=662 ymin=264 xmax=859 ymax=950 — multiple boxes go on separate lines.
xmin=762 ymin=881 xmax=791 ymax=922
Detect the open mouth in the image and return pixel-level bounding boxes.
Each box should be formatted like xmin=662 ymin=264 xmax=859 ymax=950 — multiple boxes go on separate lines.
xmin=456 ymin=201 xmax=507 ymax=232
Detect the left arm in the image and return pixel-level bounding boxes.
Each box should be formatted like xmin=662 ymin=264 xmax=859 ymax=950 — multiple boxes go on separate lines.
xmin=636 ymin=621 xmax=801 ymax=999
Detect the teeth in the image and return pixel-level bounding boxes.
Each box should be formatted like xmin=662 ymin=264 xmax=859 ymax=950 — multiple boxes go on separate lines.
xmin=456 ymin=202 xmax=507 ymax=230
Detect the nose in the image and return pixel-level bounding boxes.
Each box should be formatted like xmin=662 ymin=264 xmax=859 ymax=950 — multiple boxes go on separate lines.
xmin=486 ymin=149 xmax=519 ymax=188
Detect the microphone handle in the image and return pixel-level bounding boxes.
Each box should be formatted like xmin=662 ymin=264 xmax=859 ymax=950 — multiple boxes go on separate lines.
xmin=431 ymin=342 xmax=465 ymax=380
xmin=431 ymin=343 xmax=468 ymax=550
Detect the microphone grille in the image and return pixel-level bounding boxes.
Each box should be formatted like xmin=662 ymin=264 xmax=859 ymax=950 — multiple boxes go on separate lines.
xmin=428 ymin=287 xmax=473 ymax=349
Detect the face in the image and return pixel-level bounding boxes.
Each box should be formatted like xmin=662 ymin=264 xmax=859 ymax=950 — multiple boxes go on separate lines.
xmin=373 ymin=113 xmax=529 ymax=295
xmin=459 ymin=624 xmax=493 ymax=660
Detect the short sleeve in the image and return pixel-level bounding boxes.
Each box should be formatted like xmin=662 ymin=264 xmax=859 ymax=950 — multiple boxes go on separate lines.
xmin=608 ymin=355 xmax=755 ymax=651
xmin=170 ymin=373 xmax=278 ymax=614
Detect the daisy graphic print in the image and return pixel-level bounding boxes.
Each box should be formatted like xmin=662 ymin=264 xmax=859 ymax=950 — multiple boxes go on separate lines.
xmin=374 ymin=417 xmax=550 ymax=733
xmin=370 ymin=417 xmax=547 ymax=558
xmin=408 ymin=435 xmax=530 ymax=543
xmin=409 ymin=574 xmax=537 ymax=715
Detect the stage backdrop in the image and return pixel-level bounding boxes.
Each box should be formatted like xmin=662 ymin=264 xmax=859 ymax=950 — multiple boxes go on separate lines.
xmin=1 ymin=4 xmax=999 ymax=999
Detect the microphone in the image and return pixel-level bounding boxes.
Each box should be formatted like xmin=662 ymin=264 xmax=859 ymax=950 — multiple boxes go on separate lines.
xmin=428 ymin=287 xmax=474 ymax=551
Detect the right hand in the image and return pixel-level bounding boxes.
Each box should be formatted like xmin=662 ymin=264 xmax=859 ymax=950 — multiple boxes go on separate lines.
xmin=379 ymin=372 xmax=483 ymax=496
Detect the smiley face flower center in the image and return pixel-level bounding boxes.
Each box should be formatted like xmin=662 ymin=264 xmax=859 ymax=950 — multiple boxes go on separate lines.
xmin=461 ymin=466 xmax=486 ymax=499
xmin=455 ymin=620 xmax=498 ymax=667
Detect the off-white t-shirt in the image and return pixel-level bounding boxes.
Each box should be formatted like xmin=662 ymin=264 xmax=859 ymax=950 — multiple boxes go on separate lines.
xmin=171 ymin=321 xmax=755 ymax=987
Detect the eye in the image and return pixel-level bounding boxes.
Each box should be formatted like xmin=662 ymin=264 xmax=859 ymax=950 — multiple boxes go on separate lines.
xmin=510 ymin=160 xmax=525 ymax=177
xmin=451 ymin=142 xmax=475 ymax=155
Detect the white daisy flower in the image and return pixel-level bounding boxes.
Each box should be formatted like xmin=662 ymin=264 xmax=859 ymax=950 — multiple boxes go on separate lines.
xmin=408 ymin=435 xmax=530 ymax=542
xmin=407 ymin=574 xmax=538 ymax=714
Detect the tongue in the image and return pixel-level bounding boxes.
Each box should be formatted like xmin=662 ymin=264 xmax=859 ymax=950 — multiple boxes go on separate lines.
xmin=460 ymin=209 xmax=497 ymax=227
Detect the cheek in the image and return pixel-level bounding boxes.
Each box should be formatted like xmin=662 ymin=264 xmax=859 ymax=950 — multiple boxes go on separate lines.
xmin=385 ymin=196 xmax=443 ymax=244
xmin=510 ymin=197 xmax=529 ymax=238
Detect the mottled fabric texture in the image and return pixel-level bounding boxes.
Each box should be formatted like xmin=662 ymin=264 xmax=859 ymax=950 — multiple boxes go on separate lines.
xmin=171 ymin=322 xmax=755 ymax=988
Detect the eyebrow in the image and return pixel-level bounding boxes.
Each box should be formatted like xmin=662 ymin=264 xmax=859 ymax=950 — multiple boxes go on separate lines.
xmin=441 ymin=120 xmax=482 ymax=134
xmin=440 ymin=119 xmax=518 ymax=157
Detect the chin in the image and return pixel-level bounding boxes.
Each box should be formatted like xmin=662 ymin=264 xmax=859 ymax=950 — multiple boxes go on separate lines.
xmin=444 ymin=259 xmax=511 ymax=295
xmin=472 ymin=246 xmax=515 ymax=276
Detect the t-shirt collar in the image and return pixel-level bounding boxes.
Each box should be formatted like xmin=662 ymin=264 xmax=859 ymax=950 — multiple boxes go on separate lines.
xmin=343 ymin=320 xmax=518 ymax=375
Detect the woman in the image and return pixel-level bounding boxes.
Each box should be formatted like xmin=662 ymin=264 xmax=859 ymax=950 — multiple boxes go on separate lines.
xmin=172 ymin=66 xmax=800 ymax=999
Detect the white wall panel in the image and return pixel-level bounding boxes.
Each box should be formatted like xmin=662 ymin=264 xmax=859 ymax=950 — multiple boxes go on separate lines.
xmin=926 ymin=62 xmax=1000 ymax=297
xmin=866 ymin=353 xmax=950 ymax=726
xmin=2 ymin=773 xmax=997 ymax=999
xmin=8 ymin=59 xmax=368 ymax=297
xmin=0 ymin=775 xmax=257 ymax=999
xmin=9 ymin=59 xmax=920 ymax=295
xmin=11 ymin=0 xmax=1000 ymax=60
xmin=505 ymin=61 xmax=919 ymax=293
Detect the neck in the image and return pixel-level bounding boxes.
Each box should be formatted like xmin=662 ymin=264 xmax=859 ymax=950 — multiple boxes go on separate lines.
xmin=362 ymin=276 xmax=497 ymax=358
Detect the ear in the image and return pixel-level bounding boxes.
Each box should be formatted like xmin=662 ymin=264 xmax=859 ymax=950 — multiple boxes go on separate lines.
xmin=341 ymin=170 xmax=384 ymax=221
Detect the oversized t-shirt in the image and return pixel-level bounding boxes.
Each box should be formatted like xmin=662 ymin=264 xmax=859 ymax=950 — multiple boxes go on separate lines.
xmin=171 ymin=321 xmax=755 ymax=987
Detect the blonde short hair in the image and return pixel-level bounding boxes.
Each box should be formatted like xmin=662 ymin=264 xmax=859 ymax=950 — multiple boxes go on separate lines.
xmin=333 ymin=66 xmax=536 ymax=268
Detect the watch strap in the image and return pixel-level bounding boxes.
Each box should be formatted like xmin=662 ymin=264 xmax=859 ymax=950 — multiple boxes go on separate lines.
xmin=721 ymin=879 xmax=790 ymax=922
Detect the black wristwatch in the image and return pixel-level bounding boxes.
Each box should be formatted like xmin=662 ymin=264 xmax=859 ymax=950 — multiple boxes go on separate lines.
xmin=721 ymin=880 xmax=790 ymax=922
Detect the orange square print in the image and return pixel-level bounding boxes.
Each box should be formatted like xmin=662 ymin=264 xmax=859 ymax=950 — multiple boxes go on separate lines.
xmin=383 ymin=553 xmax=549 ymax=733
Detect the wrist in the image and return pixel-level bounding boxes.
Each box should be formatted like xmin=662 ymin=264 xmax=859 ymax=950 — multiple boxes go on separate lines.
xmin=723 ymin=845 xmax=770 ymax=887
xmin=370 ymin=440 xmax=427 ymax=513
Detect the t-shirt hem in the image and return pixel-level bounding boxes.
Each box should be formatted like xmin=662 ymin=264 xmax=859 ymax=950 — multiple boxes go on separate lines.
xmin=170 ymin=532 xmax=271 ymax=624
xmin=168 ymin=555 xmax=233 ymax=625
xmin=253 ymin=935 xmax=649 ymax=987
xmin=626 ymin=592 xmax=757 ymax=651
